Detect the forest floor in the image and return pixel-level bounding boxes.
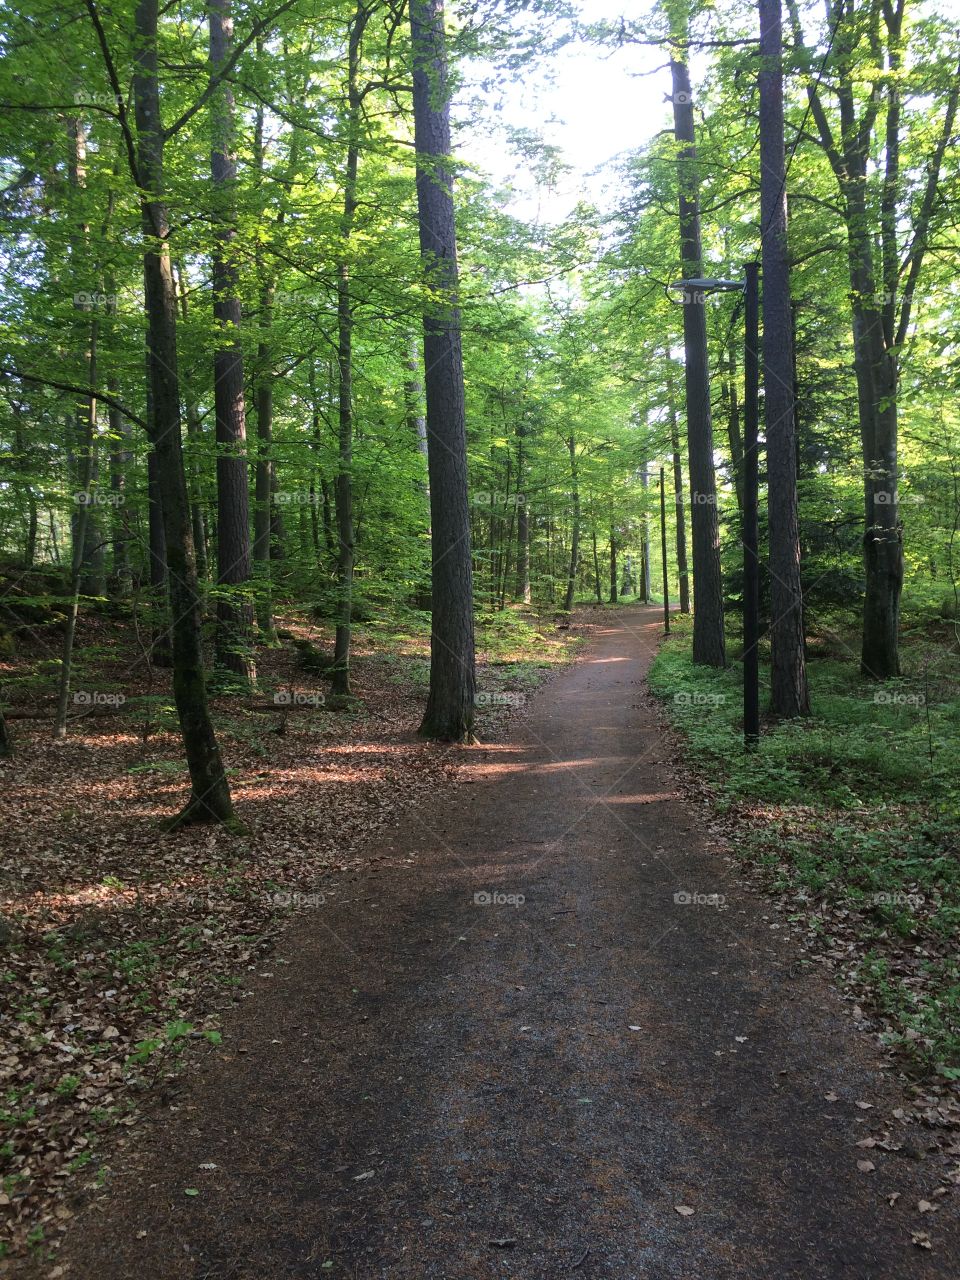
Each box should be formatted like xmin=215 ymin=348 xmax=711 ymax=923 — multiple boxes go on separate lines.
xmin=0 ymin=601 xmax=578 ymax=1264
xmin=8 ymin=604 xmax=959 ymax=1279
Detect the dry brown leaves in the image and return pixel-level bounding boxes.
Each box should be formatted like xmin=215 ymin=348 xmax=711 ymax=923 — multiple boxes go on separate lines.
xmin=0 ymin=614 xmax=548 ymax=1261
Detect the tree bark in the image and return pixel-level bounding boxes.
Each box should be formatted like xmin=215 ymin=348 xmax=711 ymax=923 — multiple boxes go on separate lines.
xmin=639 ymin=464 xmax=651 ymax=602
xmin=667 ymin=367 xmax=691 ymax=613
xmin=133 ymin=0 xmax=233 ymax=824
xmin=410 ymin=0 xmax=475 ymax=741
xmin=563 ymin=434 xmax=580 ymax=612
xmin=173 ymin=263 xmax=210 ymax=585
xmin=331 ymin=3 xmax=369 ymax=697
xmin=759 ymin=0 xmax=810 ymax=716
xmin=670 ymin=32 xmax=725 ymax=666
xmin=790 ymin=0 xmax=959 ymax=677
xmin=209 ymin=0 xmax=255 ymax=688
xmin=54 ymin=317 xmax=97 ymax=740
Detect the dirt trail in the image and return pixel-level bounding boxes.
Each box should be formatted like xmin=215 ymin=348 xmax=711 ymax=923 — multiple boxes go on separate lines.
xmin=38 ymin=607 xmax=959 ymax=1278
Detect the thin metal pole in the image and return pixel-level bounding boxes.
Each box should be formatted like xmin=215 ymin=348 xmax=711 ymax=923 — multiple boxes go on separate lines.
xmin=660 ymin=465 xmax=670 ymax=634
xmin=743 ymin=262 xmax=760 ymax=750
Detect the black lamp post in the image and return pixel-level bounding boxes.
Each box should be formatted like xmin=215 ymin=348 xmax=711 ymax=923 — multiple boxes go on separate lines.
xmin=668 ymin=268 xmax=760 ymax=750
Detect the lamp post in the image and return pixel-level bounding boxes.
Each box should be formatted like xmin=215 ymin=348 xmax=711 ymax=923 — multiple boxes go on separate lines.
xmin=669 ymin=269 xmax=760 ymax=750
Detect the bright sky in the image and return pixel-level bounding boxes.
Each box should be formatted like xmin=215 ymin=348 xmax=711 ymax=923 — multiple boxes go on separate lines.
xmin=461 ymin=0 xmax=676 ymax=223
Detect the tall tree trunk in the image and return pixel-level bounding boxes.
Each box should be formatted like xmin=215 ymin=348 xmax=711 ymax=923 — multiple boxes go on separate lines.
xmin=591 ymin=523 xmax=602 ymax=604
xmin=54 ymin=319 xmax=97 ymax=740
xmin=410 ymin=0 xmax=475 ymax=741
xmin=563 ymin=434 xmax=580 ymax=612
xmin=133 ymin=0 xmax=233 ymax=825
xmin=609 ymin=526 xmax=618 ymax=603
xmin=173 ymin=263 xmax=210 ymax=585
xmin=253 ymin=282 xmax=278 ymax=643
xmin=722 ymin=343 xmax=745 ymax=515
xmin=670 ymin=29 xmax=725 ymax=666
xmin=404 ymin=334 xmax=429 ymax=465
xmin=667 ymin=368 xmax=691 ymax=613
xmin=146 ymin=443 xmax=171 ymax=667
xmin=639 ymin=465 xmax=651 ymax=602
xmin=514 ymin=419 xmax=531 ymax=603
xmin=107 ymin=394 xmax=132 ymax=596
xmin=404 ymin=336 xmax=432 ymax=609
xmin=11 ymin=405 xmax=37 ymax=567
xmin=759 ymin=0 xmax=809 ymax=716
xmin=65 ymin=115 xmax=106 ymax=603
xmin=331 ymin=4 xmax=368 ymax=696
xmin=209 ymin=0 xmax=255 ymax=688
xmin=789 ymin=1 xmax=959 ymax=677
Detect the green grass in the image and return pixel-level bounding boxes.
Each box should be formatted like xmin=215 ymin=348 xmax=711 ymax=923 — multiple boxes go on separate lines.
xmin=649 ymin=615 xmax=960 ymax=1075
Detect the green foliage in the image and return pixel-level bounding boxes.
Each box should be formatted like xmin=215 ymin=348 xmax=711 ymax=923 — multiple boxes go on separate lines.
xmin=651 ymin=626 xmax=960 ymax=1072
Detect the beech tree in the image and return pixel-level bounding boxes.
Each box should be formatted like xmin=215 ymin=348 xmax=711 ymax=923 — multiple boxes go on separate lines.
xmin=410 ymin=0 xmax=476 ymax=741
xmin=669 ymin=11 xmax=725 ymax=667
xmin=759 ymin=0 xmax=809 ymax=717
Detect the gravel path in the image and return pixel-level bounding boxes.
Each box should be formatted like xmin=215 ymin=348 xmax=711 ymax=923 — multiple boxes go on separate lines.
xmin=39 ymin=607 xmax=959 ymax=1279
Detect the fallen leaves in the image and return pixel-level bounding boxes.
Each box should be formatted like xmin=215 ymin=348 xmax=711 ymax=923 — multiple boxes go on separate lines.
xmin=0 ymin=624 xmax=478 ymax=1258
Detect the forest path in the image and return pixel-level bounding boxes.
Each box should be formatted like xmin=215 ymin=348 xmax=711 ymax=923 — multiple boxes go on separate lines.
xmin=47 ymin=607 xmax=958 ymax=1279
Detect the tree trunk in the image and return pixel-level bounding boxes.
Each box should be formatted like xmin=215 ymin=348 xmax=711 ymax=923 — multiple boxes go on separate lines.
xmin=173 ymin=263 xmax=210 ymax=585
xmin=591 ymin=523 xmax=602 ymax=604
xmin=670 ymin=33 xmax=725 ymax=666
xmin=514 ymin=420 xmax=531 ymax=604
xmin=759 ymin=0 xmax=810 ymax=716
xmin=146 ymin=444 xmax=171 ymax=667
xmin=609 ymin=527 xmax=618 ymax=603
xmin=11 ymin=405 xmax=37 ymax=568
xmin=331 ymin=5 xmax=367 ymax=696
xmin=209 ymin=0 xmax=254 ymax=687
xmin=667 ymin=368 xmax=690 ymax=613
xmin=410 ymin=0 xmax=475 ymax=741
xmin=639 ymin=465 xmax=651 ymax=602
xmin=723 ymin=342 xmax=745 ymax=515
xmin=54 ymin=318 xmax=97 ymax=740
xmin=134 ymin=0 xmax=233 ymax=825
xmin=253 ymin=282 xmax=277 ymax=643
xmin=107 ymin=396 xmax=132 ymax=596
xmin=563 ymin=434 xmax=579 ymax=612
